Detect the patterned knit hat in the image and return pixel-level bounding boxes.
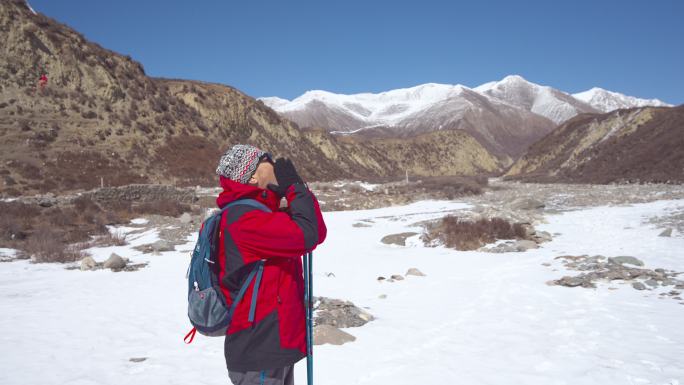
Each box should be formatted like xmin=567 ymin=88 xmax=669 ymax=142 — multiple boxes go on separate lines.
xmin=215 ymin=144 xmax=272 ymax=184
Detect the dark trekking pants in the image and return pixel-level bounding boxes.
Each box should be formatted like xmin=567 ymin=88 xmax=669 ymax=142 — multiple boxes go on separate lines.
xmin=228 ymin=364 xmax=294 ymax=385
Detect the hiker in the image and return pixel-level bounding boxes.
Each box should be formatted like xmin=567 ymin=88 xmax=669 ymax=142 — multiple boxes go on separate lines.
xmin=38 ymin=73 xmax=48 ymax=88
xmin=214 ymin=144 xmax=327 ymax=385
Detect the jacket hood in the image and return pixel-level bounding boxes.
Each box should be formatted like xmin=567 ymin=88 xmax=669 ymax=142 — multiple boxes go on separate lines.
xmin=216 ymin=176 xmax=281 ymax=211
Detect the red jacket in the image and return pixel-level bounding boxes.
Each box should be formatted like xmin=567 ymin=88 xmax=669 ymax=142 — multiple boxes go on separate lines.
xmin=216 ymin=176 xmax=326 ymax=371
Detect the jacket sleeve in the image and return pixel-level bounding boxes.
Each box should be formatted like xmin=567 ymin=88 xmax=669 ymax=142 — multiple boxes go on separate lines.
xmin=231 ymin=183 xmax=327 ymax=262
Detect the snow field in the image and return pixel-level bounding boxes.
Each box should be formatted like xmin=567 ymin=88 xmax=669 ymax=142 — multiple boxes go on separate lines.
xmin=1 ymin=199 xmax=683 ymax=384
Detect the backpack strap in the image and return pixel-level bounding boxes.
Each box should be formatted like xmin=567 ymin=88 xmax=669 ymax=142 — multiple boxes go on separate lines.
xmin=222 ymin=198 xmax=272 ymax=213
xmin=248 ymin=261 xmax=265 ymax=323
xmin=227 ymin=260 xmax=265 ymax=323
xmin=220 ymin=198 xmax=272 ymax=325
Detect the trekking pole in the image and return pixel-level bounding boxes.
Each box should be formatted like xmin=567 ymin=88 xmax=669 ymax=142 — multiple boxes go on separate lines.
xmin=303 ymin=251 xmax=313 ymax=385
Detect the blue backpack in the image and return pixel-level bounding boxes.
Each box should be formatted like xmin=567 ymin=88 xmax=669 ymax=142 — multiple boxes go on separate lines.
xmin=184 ymin=198 xmax=272 ymax=344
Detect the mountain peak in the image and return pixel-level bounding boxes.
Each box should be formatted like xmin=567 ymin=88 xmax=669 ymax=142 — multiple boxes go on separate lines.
xmin=573 ymin=87 xmax=672 ymax=113
xmin=501 ymin=74 xmax=530 ymax=83
xmin=474 ymin=74 xmax=538 ymax=94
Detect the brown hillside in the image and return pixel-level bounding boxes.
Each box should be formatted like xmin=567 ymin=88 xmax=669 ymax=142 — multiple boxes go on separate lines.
xmin=504 ymin=105 xmax=684 ymax=184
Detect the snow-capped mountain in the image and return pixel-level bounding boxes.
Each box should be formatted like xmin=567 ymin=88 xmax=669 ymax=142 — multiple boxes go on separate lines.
xmin=261 ymin=75 xmax=669 ymax=128
xmin=261 ymin=83 xmax=556 ymax=159
xmin=474 ymin=75 xmax=599 ymax=124
xmin=262 ymin=83 xmax=470 ymax=133
xmin=259 ymin=75 xmax=671 ymax=160
xmin=573 ymin=87 xmax=672 ymax=113
xmin=387 ymin=87 xmax=556 ymax=159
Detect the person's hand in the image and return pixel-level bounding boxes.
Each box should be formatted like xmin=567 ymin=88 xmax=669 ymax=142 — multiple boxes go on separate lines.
xmin=267 ymin=158 xmax=303 ymax=198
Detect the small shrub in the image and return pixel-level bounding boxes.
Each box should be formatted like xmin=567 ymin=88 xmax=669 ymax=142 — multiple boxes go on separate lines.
xmin=93 ymin=230 xmax=127 ymax=247
xmin=19 ymin=226 xmax=89 ymax=263
xmin=347 ymin=184 xmax=363 ymax=193
xmin=81 ymin=111 xmax=97 ymax=119
xmin=73 ymin=195 xmax=100 ymax=213
xmin=135 ymin=121 xmax=150 ymax=134
xmin=0 ymin=202 xmax=35 ymax=242
xmin=429 ymin=216 xmax=527 ymax=251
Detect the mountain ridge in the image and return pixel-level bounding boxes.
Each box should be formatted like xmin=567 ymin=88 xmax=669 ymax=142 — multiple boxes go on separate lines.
xmin=261 ymin=75 xmax=671 ymax=129
xmin=262 ymin=76 xmax=671 ymax=122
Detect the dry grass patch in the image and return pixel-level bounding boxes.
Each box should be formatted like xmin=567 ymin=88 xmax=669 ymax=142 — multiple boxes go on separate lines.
xmin=425 ymin=216 xmax=527 ymax=251
xmin=1 ymin=194 xmax=196 ymax=263
xmin=17 ymin=226 xmax=90 ymax=263
xmin=92 ymin=230 xmax=128 ymax=247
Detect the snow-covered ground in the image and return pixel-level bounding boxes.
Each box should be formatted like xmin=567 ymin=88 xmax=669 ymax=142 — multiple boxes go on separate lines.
xmin=1 ymin=199 xmax=683 ymax=385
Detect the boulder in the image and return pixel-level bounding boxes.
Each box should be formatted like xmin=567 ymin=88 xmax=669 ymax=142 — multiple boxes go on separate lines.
xmin=480 ymin=242 xmax=517 ymax=253
xmin=179 ymin=212 xmax=193 ymax=224
xmin=533 ymin=231 xmax=553 ymax=243
xmin=632 ymin=282 xmax=646 ymax=290
xmin=496 ymin=243 xmax=517 ymax=253
xmin=555 ymin=276 xmax=589 ymax=287
xmin=80 ymin=256 xmax=96 ymax=271
xmin=658 ymin=228 xmax=673 ymax=237
xmin=390 ymin=274 xmax=404 ymax=281
xmin=380 ymin=232 xmax=418 ymax=246
xmin=644 ymin=279 xmax=659 ymax=288
xmin=510 ymin=197 xmax=545 ymax=211
xmin=314 ymin=297 xmax=375 ymax=328
xmin=103 ymin=253 xmax=127 ymax=270
xmin=514 ymin=240 xmax=539 ymax=252
xmin=406 ymin=268 xmax=426 ymax=277
xmin=151 ymin=240 xmax=174 ymax=252
xmin=313 ymin=325 xmax=356 ymax=345
xmin=37 ymin=194 xmax=57 ymax=208
xmin=608 ymin=256 xmax=644 ymax=267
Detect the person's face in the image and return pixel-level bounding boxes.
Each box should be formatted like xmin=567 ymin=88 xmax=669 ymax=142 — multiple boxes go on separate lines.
xmin=248 ymin=159 xmax=277 ymax=189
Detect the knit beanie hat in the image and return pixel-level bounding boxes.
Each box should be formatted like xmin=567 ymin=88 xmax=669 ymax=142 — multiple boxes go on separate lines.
xmin=215 ymin=144 xmax=271 ymax=184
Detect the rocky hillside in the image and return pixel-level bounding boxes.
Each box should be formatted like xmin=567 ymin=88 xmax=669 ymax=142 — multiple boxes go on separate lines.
xmin=0 ymin=0 xmax=501 ymax=196
xmin=301 ymin=127 xmax=501 ymax=178
xmin=504 ymin=105 xmax=684 ymax=184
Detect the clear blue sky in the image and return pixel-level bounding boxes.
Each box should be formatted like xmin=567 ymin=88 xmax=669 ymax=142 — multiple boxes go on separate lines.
xmin=29 ymin=0 xmax=683 ymax=104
